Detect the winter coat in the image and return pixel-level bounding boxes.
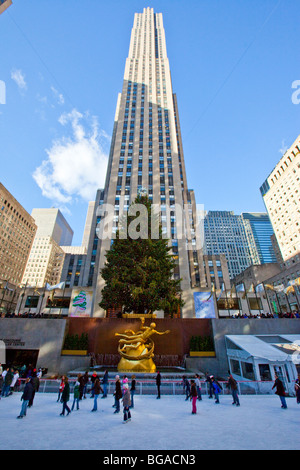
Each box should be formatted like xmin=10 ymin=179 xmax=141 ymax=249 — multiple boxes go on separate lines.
xmin=272 ymin=378 xmax=285 ymax=397
xmin=122 ymin=389 xmax=131 ymax=407
xmin=190 ymin=383 xmax=197 ymax=398
xmin=212 ymin=381 xmax=221 ymax=394
xmin=83 ymin=373 xmax=89 ymax=385
xmin=130 ymin=379 xmax=136 ymax=391
xmin=227 ymin=377 xmax=238 ymax=391
xmin=102 ymin=372 xmax=109 ymax=384
xmin=115 ymin=381 xmax=123 ymax=400
xmin=61 ymin=382 xmax=70 ymax=402
xmin=21 ymin=382 xmax=34 ymax=401
xmin=156 ymin=373 xmax=161 ymax=386
xmin=11 ymin=373 xmax=19 ymax=388
xmin=73 ymin=382 xmax=80 ymax=399
xmin=4 ymin=370 xmax=13 ymax=386
xmin=94 ymin=379 xmax=103 ymax=395
xmin=31 ymin=376 xmax=40 ymax=392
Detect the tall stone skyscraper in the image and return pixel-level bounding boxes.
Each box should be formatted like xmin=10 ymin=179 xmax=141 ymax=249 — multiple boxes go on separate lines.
xmin=93 ymin=8 xmax=209 ymax=317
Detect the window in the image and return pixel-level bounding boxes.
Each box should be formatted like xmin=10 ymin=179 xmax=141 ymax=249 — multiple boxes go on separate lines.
xmin=258 ymin=364 xmax=272 ymax=381
xmin=241 ymin=361 xmax=255 ymax=380
xmin=230 ymin=359 xmax=241 ymax=376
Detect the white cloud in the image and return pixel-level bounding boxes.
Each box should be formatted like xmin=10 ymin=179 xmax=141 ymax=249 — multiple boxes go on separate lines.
xmin=33 ymin=109 xmax=109 ymax=208
xmin=11 ymin=69 xmax=27 ymax=90
xmin=51 ymin=86 xmax=64 ymax=105
xmin=279 ymin=139 xmax=288 ymax=155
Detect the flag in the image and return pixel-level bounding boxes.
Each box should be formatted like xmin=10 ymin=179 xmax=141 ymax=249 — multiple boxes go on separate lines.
xmin=229 ymin=285 xmax=235 ymax=298
xmin=207 ymin=282 xmax=215 ymax=300
xmin=46 ymin=282 xmax=65 ymax=291
xmin=273 ymin=284 xmax=285 ymax=293
xmin=242 ymin=283 xmax=254 ymax=299
xmin=216 ymin=283 xmax=225 ymax=301
xmin=235 ymin=284 xmax=245 ymax=294
xmin=255 ymin=283 xmax=264 ymax=293
xmin=284 ymin=285 xmax=295 ymax=295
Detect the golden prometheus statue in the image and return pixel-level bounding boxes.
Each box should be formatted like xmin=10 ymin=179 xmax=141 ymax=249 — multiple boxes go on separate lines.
xmin=115 ymin=317 xmax=170 ymax=373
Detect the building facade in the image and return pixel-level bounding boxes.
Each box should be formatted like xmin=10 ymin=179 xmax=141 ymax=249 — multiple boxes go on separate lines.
xmin=93 ymin=8 xmax=214 ymax=317
xmin=204 ymin=211 xmax=256 ymax=279
xmin=260 ymin=134 xmax=300 ymax=261
xmin=22 ymin=208 xmax=73 ymax=288
xmin=241 ymin=212 xmax=277 ymax=264
xmin=0 ymin=0 xmax=12 ymax=15
xmin=0 ymin=183 xmax=37 ymax=288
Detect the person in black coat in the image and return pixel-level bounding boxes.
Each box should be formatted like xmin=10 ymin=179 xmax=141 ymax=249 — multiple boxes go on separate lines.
xmin=60 ymin=377 xmax=71 ymax=416
xmin=28 ymin=372 xmax=40 ymax=408
xmin=272 ymin=375 xmax=287 ymax=409
xmin=17 ymin=378 xmax=34 ymax=419
xmin=156 ymin=372 xmax=161 ymax=399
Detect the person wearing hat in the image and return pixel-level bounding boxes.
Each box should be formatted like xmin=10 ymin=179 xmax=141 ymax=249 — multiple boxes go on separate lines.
xmin=122 ymin=383 xmax=131 ymax=423
xmin=113 ymin=375 xmax=122 ymax=414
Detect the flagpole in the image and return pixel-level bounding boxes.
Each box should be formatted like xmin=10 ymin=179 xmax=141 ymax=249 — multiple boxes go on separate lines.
xmin=262 ymin=282 xmax=273 ymax=315
xmin=224 ymin=284 xmax=230 ymax=317
xmin=254 ymin=285 xmax=262 ymax=315
xmin=59 ymin=284 xmax=66 ymax=317
xmin=244 ymin=282 xmax=251 ymax=316
xmin=17 ymin=280 xmax=27 ymax=316
xmin=38 ymin=283 xmax=47 ymax=316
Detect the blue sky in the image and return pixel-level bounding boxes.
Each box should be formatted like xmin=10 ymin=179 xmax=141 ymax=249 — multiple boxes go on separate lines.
xmin=0 ymin=0 xmax=299 ymax=245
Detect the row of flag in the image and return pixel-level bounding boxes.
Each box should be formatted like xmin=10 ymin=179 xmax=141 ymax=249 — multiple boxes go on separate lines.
xmin=207 ymin=276 xmax=300 ymax=301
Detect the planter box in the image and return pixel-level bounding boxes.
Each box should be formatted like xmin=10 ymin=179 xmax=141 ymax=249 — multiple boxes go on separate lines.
xmin=189 ymin=351 xmax=216 ymax=357
xmin=61 ymin=350 xmax=88 ymax=356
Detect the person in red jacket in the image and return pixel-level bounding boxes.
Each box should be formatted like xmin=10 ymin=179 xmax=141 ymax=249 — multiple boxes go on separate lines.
xmin=272 ymin=375 xmax=287 ymax=409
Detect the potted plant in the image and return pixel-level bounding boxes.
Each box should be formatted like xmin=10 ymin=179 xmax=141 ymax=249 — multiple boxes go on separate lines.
xmin=189 ymin=335 xmax=216 ymax=357
xmin=61 ymin=333 xmax=89 ymax=356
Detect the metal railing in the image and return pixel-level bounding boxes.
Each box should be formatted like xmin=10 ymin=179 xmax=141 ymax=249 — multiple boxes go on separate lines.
xmin=12 ymin=378 xmax=296 ymax=397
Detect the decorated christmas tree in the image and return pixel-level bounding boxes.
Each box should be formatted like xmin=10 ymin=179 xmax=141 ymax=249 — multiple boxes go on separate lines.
xmin=72 ymin=291 xmax=87 ymax=314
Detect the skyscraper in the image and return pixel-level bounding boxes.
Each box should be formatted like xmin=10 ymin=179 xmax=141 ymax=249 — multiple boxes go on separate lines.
xmin=93 ymin=8 xmax=209 ymax=318
xmin=260 ymin=134 xmax=300 ymax=261
xmin=241 ymin=212 xmax=276 ymax=265
xmin=0 ymin=0 xmax=12 ymax=16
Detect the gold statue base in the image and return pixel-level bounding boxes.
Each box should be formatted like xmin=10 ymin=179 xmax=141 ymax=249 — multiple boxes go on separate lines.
xmin=117 ymin=343 xmax=156 ymax=373
xmin=117 ymin=357 xmax=156 ymax=373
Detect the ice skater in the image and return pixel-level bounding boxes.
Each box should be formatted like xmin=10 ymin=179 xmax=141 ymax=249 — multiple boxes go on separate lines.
xmin=182 ymin=376 xmax=190 ymax=401
xmin=60 ymin=377 xmax=71 ymax=416
xmin=189 ymin=379 xmax=198 ymax=414
xmin=195 ymin=374 xmax=202 ymax=401
xmin=212 ymin=377 xmax=222 ymax=404
xmin=17 ymin=378 xmax=34 ymax=419
xmin=113 ymin=375 xmax=122 ymax=414
xmin=91 ymin=377 xmax=103 ymax=412
xmin=226 ymin=373 xmax=240 ymax=406
xmin=272 ymin=374 xmax=287 ymax=409
xmin=122 ymin=383 xmax=131 ymax=423
xmin=295 ymin=374 xmax=300 ymax=404
xmin=71 ymin=378 xmax=80 ymax=411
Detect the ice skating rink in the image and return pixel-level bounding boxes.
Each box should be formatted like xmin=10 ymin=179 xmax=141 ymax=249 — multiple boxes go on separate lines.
xmin=0 ymin=393 xmax=299 ymax=450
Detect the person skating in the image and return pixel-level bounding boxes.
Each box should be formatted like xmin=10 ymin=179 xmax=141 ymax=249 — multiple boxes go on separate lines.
xmin=78 ymin=373 xmax=85 ymax=400
xmin=122 ymin=383 xmax=131 ymax=423
xmin=195 ymin=374 xmax=202 ymax=401
xmin=156 ymin=371 xmax=161 ymax=399
xmin=189 ymin=379 xmax=198 ymax=414
xmin=9 ymin=369 xmax=19 ymax=396
xmin=102 ymin=370 xmax=109 ymax=398
xmin=57 ymin=376 xmax=65 ymax=402
xmin=82 ymin=371 xmax=89 ymax=398
xmin=90 ymin=371 xmax=98 ymax=398
xmin=91 ymin=377 xmax=103 ymax=412
xmin=226 ymin=373 xmax=240 ymax=406
xmin=28 ymin=371 xmax=40 ymax=407
xmin=130 ymin=375 xmax=136 ymax=409
xmin=212 ymin=377 xmax=222 ymax=404
xmin=71 ymin=379 xmax=80 ymax=411
xmin=205 ymin=374 xmax=214 ymax=399
xmin=182 ymin=376 xmax=190 ymax=401
xmin=113 ymin=375 xmax=122 ymax=414
xmin=272 ymin=374 xmax=287 ymax=409
xmin=60 ymin=377 xmax=71 ymax=416
xmin=2 ymin=367 xmax=13 ymax=397
xmin=17 ymin=378 xmax=34 ymax=419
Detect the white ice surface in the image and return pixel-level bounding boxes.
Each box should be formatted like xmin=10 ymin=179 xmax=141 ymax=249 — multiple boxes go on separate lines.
xmin=0 ymin=392 xmax=299 ymax=450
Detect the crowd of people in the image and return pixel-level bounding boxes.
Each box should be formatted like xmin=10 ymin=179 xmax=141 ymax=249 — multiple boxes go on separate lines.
xmin=1 ymin=365 xmax=300 ymax=421
xmin=231 ymin=311 xmax=300 ymax=319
